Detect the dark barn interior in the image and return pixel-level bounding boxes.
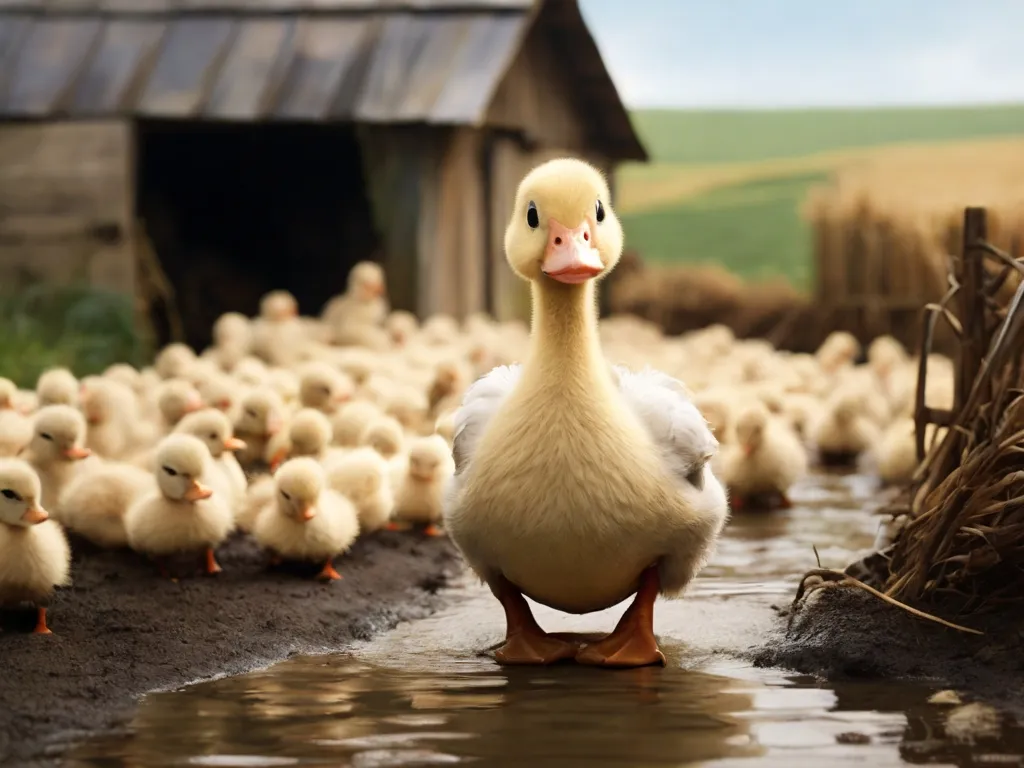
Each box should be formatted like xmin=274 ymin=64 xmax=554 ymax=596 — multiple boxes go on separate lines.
xmin=136 ymin=120 xmax=382 ymax=350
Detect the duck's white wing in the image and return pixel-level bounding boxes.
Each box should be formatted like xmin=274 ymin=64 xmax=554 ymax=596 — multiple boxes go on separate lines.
xmin=613 ymin=365 xmax=719 ymax=489
xmin=451 ymin=364 xmax=524 ymax=476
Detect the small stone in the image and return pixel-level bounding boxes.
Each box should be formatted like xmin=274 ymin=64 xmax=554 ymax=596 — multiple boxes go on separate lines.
xmin=928 ymin=689 xmax=962 ymax=706
xmin=836 ymin=732 xmax=871 ymax=745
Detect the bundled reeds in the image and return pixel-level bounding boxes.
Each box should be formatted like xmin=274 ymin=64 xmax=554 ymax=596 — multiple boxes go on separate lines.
xmin=806 ymin=138 xmax=1024 ymax=353
xmin=604 ymin=259 xmax=827 ymax=351
xmin=857 ymin=208 xmax=1024 ymax=616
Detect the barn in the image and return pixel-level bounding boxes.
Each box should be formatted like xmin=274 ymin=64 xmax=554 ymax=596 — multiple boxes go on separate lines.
xmin=0 ymin=0 xmax=646 ymax=349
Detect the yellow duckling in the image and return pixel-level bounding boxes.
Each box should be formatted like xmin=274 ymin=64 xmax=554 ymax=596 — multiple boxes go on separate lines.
xmin=298 ymin=361 xmax=354 ymax=415
xmin=266 ymin=408 xmax=344 ymax=471
xmin=233 ymin=386 xmax=286 ymax=468
xmin=124 ymin=434 xmax=234 ymax=578
xmin=23 ymin=405 xmax=95 ymax=508
xmin=80 ymin=377 xmax=138 ymax=459
xmin=0 ymin=459 xmax=70 ymax=634
xmin=444 ymin=158 xmax=728 ymax=667
xmin=157 ymin=379 xmax=204 ymax=432
xmin=56 ymin=462 xmax=153 ymax=549
xmin=393 ymin=434 xmax=454 ymax=536
xmin=36 ymin=368 xmax=79 ymax=408
xmin=875 ymin=417 xmax=947 ymax=486
xmin=810 ymin=388 xmax=882 ymax=466
xmin=154 ymin=342 xmax=198 ymax=381
xmin=326 ymin=447 xmax=395 ymax=533
xmin=252 ymin=457 xmax=360 ymax=580
xmin=173 ymin=408 xmax=248 ymax=506
xmin=721 ymin=401 xmax=807 ymax=510
xmin=0 ymin=377 xmax=33 ymax=457
xmin=331 ymin=400 xmax=383 ymax=448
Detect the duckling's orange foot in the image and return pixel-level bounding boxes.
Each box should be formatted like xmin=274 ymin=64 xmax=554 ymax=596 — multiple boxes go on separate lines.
xmin=317 ymin=561 xmax=343 ymax=581
xmin=204 ymin=548 xmax=223 ymax=575
xmin=423 ymin=524 xmax=445 ymax=537
xmin=32 ymin=607 xmax=52 ymax=636
xmin=575 ymin=631 xmax=665 ymax=668
xmin=495 ymin=631 xmax=579 ymax=665
xmin=385 ymin=521 xmax=408 ymax=532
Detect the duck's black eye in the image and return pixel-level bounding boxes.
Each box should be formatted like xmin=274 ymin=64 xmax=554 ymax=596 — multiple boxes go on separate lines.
xmin=526 ymin=201 xmax=539 ymax=229
xmin=245 ymin=409 xmax=257 ymax=418
xmin=1 ymin=489 xmax=21 ymax=501
xmin=280 ymin=490 xmax=291 ymax=501
xmin=209 ymin=433 xmax=218 ymax=440
xmin=162 ymin=465 xmax=178 ymax=477
xmin=39 ymin=432 xmax=54 ymax=441
xmin=596 ymin=200 xmax=606 ymax=223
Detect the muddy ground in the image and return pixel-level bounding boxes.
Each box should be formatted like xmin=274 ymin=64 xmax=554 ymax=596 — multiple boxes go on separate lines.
xmin=754 ymin=583 xmax=1024 ymax=714
xmin=0 ymin=530 xmax=460 ymax=767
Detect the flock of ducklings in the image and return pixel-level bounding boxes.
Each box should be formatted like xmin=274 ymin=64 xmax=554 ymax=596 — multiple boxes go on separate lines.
xmin=0 ymin=257 xmax=950 ymax=635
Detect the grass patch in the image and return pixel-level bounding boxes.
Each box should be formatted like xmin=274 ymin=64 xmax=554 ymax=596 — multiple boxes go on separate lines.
xmin=620 ymin=172 xmax=827 ymax=289
xmin=0 ymin=284 xmax=151 ymax=388
xmin=630 ymin=105 xmax=1024 ymax=166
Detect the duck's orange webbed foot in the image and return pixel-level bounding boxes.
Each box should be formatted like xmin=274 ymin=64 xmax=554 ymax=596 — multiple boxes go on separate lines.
xmin=576 ymin=566 xmax=666 ymax=668
xmin=317 ymin=560 xmax=342 ymax=581
xmin=493 ymin=577 xmax=579 ymax=665
xmin=423 ymin=523 xmax=445 ymax=537
xmin=33 ymin=607 xmax=52 ymax=636
xmin=205 ymin=548 xmax=223 ymax=575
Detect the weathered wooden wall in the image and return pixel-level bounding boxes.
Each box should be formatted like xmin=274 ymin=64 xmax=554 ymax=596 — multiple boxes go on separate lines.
xmin=0 ymin=121 xmax=134 ymax=294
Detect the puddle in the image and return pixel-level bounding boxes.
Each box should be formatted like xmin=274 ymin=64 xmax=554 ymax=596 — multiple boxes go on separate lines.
xmin=65 ymin=471 xmax=1024 ymax=767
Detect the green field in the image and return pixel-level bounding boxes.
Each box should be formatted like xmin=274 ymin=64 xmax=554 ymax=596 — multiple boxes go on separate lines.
xmin=619 ymin=104 xmax=1024 ymax=288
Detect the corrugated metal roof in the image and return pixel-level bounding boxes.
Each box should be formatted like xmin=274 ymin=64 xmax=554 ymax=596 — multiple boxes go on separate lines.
xmin=0 ymin=10 xmax=529 ymax=122
xmin=0 ymin=0 xmax=534 ymax=12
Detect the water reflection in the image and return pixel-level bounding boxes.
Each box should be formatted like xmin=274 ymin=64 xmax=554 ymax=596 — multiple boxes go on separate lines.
xmin=65 ymin=472 xmax=1023 ymax=767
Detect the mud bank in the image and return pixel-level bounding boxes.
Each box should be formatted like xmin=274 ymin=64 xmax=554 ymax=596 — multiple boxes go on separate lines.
xmin=0 ymin=531 xmax=460 ymax=766
xmin=753 ymin=583 xmax=1024 ymax=712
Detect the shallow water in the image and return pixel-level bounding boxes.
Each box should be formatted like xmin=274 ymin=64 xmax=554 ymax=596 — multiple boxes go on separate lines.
xmin=68 ymin=472 xmax=1024 ymax=767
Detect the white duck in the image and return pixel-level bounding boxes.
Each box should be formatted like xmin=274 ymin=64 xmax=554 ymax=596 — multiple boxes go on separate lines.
xmin=443 ymin=158 xmax=729 ymax=668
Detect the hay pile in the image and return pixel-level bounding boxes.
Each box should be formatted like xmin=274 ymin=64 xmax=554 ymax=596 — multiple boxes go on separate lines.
xmin=848 ymin=209 xmax=1024 ymax=617
xmin=805 ymin=139 xmax=1024 ymax=351
xmin=605 ymin=258 xmax=823 ymax=351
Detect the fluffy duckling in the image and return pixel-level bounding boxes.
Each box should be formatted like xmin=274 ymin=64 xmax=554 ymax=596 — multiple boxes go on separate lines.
xmin=810 ymin=389 xmax=883 ymax=466
xmin=326 ymin=447 xmax=394 ymax=533
xmin=816 ymin=331 xmax=860 ymax=375
xmin=252 ymin=457 xmax=360 ymax=580
xmin=384 ymin=386 xmax=429 ymax=434
xmin=157 ymin=379 xmax=204 ymax=431
xmin=444 ymin=158 xmax=728 ymax=667
xmin=56 ymin=463 xmax=153 ymax=549
xmin=322 ymin=262 xmax=389 ymax=345
xmin=434 ymin=410 xmax=456 ymax=447
xmin=392 ymin=434 xmax=454 ymax=535
xmin=0 ymin=378 xmax=33 ymax=457
xmin=331 ymin=400 xmax=383 ymax=448
xmin=36 ymin=368 xmax=79 ymax=408
xmin=174 ymin=409 xmax=248 ymax=505
xmin=875 ymin=417 xmax=947 ymax=486
xmin=298 ymin=362 xmax=354 ymax=414
xmin=23 ymin=405 xmax=94 ymax=508
xmin=234 ymin=386 xmax=286 ymax=468
xmin=359 ymin=414 xmax=405 ymax=461
xmin=154 ymin=343 xmax=197 ymax=380
xmin=427 ymin=357 xmax=471 ymax=418
xmin=266 ymin=408 xmax=340 ymax=471
xmin=251 ymin=290 xmax=305 ymax=367
xmin=236 ymin=474 xmax=274 ymax=534
xmin=197 ymin=374 xmax=238 ymax=415
xmin=124 ymin=434 xmax=234 ymax=578
xmin=0 ymin=459 xmax=70 ymax=634
xmin=385 ymin=310 xmax=419 ymax=346
xmin=80 ymin=378 xmax=138 ymax=459
xmin=721 ymin=402 xmax=807 ymax=509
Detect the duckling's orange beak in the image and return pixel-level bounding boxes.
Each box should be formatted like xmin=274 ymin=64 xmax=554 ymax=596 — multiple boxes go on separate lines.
xmin=183 ymin=398 xmax=203 ymax=414
xmin=334 ymin=392 xmax=351 ymax=404
xmin=64 ymin=445 xmax=92 ymax=460
xmin=300 ymin=505 xmax=316 ymax=521
xmin=21 ymin=505 xmax=48 ymax=524
xmin=266 ymin=416 xmax=283 ymax=436
xmin=216 ymin=398 xmax=232 ymax=410
xmin=542 ymin=219 xmax=603 ymax=284
xmin=269 ymin=449 xmax=287 ymax=472
xmin=184 ymin=481 xmax=213 ymax=502
xmin=223 ymin=437 xmax=246 ymax=452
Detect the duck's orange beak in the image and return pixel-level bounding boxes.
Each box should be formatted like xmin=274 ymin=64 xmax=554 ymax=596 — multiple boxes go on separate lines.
xmin=64 ymin=445 xmax=92 ymax=460
xmin=542 ymin=218 xmax=604 ymax=284
xmin=21 ymin=505 xmax=48 ymax=525
xmin=300 ymin=505 xmax=316 ymax=521
xmin=223 ymin=437 xmax=246 ymax=452
xmin=269 ymin=449 xmax=288 ymax=472
xmin=184 ymin=481 xmax=213 ymax=502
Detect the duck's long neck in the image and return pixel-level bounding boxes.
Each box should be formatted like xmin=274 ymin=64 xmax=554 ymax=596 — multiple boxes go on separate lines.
xmin=523 ymin=280 xmax=609 ymax=387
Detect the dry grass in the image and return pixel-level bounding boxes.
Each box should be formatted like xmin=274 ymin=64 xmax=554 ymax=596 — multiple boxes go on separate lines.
xmin=805 ymin=138 xmax=1024 ymax=351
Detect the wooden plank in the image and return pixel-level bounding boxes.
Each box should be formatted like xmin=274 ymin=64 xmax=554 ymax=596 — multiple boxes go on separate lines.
xmin=4 ymin=18 xmax=103 ymax=116
xmin=430 ymin=14 xmax=523 ymax=123
xmin=205 ymin=17 xmax=296 ymax=119
xmin=137 ymin=17 xmax=236 ymax=117
xmin=71 ymin=19 xmax=166 ymax=114
xmin=272 ymin=17 xmax=370 ymax=120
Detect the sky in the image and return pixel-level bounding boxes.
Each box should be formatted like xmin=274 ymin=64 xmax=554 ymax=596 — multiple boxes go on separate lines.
xmin=578 ymin=0 xmax=1024 ymax=109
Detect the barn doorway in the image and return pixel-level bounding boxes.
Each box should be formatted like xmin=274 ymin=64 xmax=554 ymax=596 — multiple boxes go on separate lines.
xmin=135 ymin=120 xmax=381 ymax=350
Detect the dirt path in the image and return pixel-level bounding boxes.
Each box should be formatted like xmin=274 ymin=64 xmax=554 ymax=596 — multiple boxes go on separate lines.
xmin=0 ymin=530 xmax=460 ymax=766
